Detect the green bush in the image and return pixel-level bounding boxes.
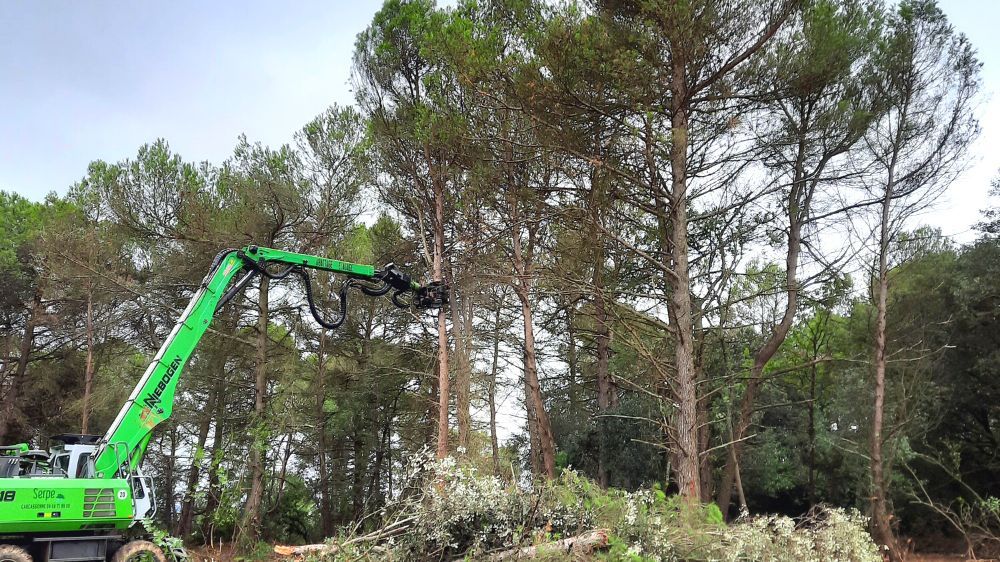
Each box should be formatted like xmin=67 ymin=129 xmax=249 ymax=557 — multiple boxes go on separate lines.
xmin=261 ymin=475 xmax=318 ymax=544
xmin=710 ymin=508 xmax=881 ymax=562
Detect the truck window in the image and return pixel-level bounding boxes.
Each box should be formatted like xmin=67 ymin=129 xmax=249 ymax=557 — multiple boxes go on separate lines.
xmin=76 ymin=452 xmax=93 ymax=477
xmin=53 ymin=454 xmax=70 ymax=476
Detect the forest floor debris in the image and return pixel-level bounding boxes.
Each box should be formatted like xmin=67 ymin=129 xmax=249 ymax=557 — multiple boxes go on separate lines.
xmin=268 ymin=455 xmax=883 ymax=561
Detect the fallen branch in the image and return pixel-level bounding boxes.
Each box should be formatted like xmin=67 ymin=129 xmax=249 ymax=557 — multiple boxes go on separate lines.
xmin=273 ymin=544 xmax=336 ymax=557
xmin=273 ymin=516 xmax=416 ymax=557
xmin=490 ymin=529 xmax=611 ymax=560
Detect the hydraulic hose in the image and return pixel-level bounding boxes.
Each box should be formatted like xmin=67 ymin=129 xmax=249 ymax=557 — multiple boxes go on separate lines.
xmin=392 ymin=290 xmax=411 ymax=308
xmin=214 ymin=252 xmax=297 ymax=312
xmin=358 ymin=278 xmax=393 ymax=297
xmin=202 ymin=247 xmax=240 ymax=286
xmin=297 ymin=267 xmax=414 ymax=329
xmin=298 ymin=267 xmax=351 ymax=329
xmin=251 ymin=262 xmax=298 ymax=281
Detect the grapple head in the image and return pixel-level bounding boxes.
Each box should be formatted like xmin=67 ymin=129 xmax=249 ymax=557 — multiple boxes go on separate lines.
xmin=414 ymin=281 xmax=449 ymax=309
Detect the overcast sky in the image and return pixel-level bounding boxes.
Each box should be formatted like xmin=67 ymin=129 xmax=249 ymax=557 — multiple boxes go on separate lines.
xmin=0 ymin=0 xmax=376 ymax=201
xmin=2 ymin=1 xmax=997 ymax=242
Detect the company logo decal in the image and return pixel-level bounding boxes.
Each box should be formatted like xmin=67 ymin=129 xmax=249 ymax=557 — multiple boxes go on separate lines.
xmin=142 ymin=355 xmax=182 ymax=414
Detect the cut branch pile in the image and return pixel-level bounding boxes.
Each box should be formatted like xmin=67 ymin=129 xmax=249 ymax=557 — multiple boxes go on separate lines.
xmin=273 ymin=526 xmax=611 ymax=560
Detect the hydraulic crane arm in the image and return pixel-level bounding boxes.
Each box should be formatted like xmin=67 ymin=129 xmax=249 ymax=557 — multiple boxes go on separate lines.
xmin=92 ymin=245 xmax=446 ymax=478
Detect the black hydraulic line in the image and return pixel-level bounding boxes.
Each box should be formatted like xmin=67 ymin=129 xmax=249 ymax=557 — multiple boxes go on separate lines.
xmin=391 ymin=289 xmax=411 ymax=309
xmin=215 ymin=269 xmax=259 ymax=313
xmin=251 ymin=262 xmax=298 ymax=281
xmin=298 ymin=268 xmax=351 ymax=329
xmin=358 ymin=277 xmax=393 ymax=297
xmin=213 ymin=253 xmax=297 ymax=313
xmin=236 ymin=248 xmax=299 ymax=281
xmin=202 ymin=248 xmax=240 ymax=286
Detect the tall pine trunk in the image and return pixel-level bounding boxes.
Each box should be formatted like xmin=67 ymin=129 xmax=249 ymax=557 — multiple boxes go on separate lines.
xmin=238 ymin=275 xmax=270 ymax=547
xmin=593 ymin=241 xmax=616 ymax=488
xmin=717 ymin=128 xmax=806 ymax=516
xmin=351 ymin=421 xmax=368 ymax=522
xmin=668 ymin=56 xmax=701 ymax=501
xmin=203 ymin=366 xmax=228 ymax=542
xmin=523 ymin=365 xmax=543 ymax=476
xmin=176 ymin=371 xmax=220 ymax=538
xmin=432 ymin=167 xmax=450 ymax=459
xmin=488 ymin=303 xmax=503 ymax=476
xmin=511 ymin=216 xmax=556 ymax=479
xmin=164 ymin=423 xmax=178 ymax=531
xmin=81 ymin=285 xmax=96 ymax=434
xmin=450 ymin=269 xmax=473 ymax=453
xmin=871 ymin=160 xmax=902 ymax=561
xmin=316 ymin=329 xmax=333 ymax=537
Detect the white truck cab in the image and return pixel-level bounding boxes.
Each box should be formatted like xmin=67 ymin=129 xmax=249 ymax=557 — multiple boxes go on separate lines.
xmin=33 ymin=434 xmax=156 ymax=521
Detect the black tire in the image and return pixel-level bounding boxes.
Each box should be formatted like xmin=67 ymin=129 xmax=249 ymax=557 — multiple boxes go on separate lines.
xmin=111 ymin=541 xmax=166 ymax=562
xmin=0 ymin=545 xmax=31 ymax=562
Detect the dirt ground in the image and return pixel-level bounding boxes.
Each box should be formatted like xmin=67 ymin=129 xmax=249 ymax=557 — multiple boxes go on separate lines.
xmin=186 ymin=544 xmax=242 ymax=562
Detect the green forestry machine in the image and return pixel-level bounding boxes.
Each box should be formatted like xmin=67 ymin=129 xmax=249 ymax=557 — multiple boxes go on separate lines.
xmin=0 ymin=246 xmax=447 ymax=562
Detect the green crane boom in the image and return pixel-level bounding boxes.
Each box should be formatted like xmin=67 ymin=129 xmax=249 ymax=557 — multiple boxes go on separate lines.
xmin=93 ymin=245 xmax=436 ymax=478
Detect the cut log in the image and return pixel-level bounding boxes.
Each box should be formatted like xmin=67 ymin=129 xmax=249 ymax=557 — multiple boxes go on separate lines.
xmin=490 ymin=529 xmax=611 ymax=560
xmin=273 ymin=516 xmax=415 ymax=557
xmin=273 ymin=544 xmax=338 ymax=557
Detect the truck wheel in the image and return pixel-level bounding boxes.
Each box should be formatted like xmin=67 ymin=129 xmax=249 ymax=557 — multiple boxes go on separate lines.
xmin=0 ymin=545 xmax=31 ymax=562
xmin=111 ymin=541 xmax=166 ymax=562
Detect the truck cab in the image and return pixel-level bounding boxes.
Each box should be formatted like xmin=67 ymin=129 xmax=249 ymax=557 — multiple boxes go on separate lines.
xmin=51 ymin=434 xmax=157 ymax=521
xmin=49 ymin=434 xmax=99 ymax=478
